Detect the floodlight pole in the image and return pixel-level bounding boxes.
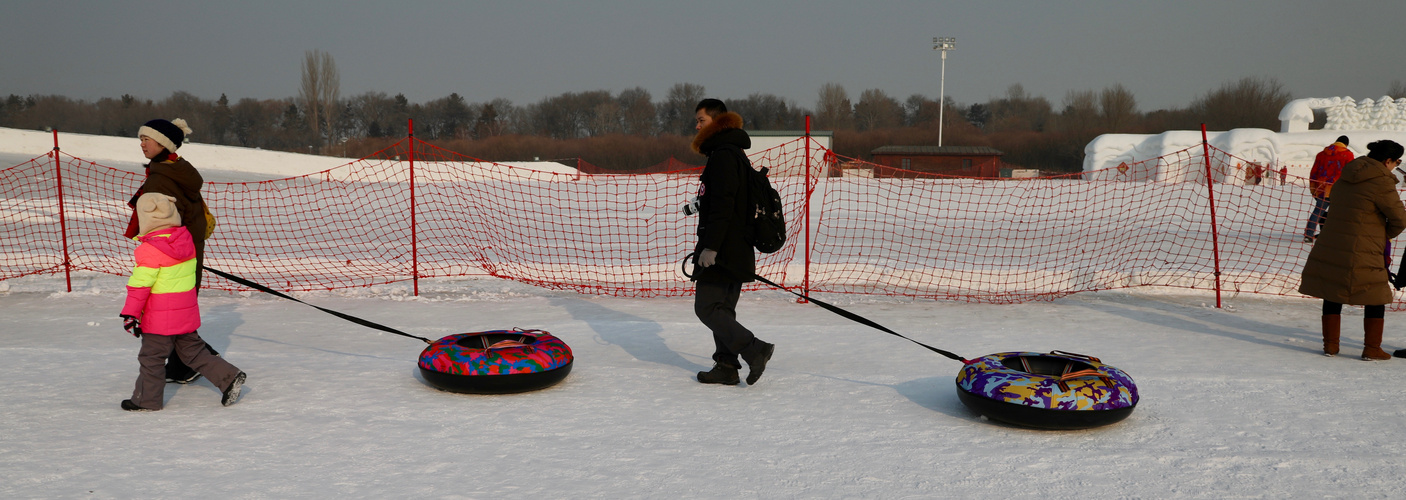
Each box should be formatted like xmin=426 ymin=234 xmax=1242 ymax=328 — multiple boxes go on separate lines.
xmin=933 ymin=37 xmax=956 ymax=147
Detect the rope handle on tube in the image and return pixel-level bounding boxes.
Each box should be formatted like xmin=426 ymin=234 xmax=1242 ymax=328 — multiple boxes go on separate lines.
xmin=682 ymin=253 xmax=967 ymax=363
xmin=203 ymin=266 xmax=433 ymax=344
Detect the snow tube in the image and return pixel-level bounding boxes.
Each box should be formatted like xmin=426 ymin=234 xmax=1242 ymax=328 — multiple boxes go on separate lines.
xmin=418 ymin=329 xmax=573 ymax=394
xmin=956 ymin=351 xmax=1138 ymax=430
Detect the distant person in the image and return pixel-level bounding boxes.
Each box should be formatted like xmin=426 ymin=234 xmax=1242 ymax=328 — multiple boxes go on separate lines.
xmin=1244 ymin=162 xmax=1264 ymax=185
xmin=120 ymin=193 xmax=245 ymax=411
xmin=1304 ymin=135 xmax=1355 ymax=243
xmin=126 ymin=118 xmax=218 ymax=384
xmin=1299 ymin=140 xmax=1406 ymax=360
xmin=688 ymin=98 xmax=775 ymax=386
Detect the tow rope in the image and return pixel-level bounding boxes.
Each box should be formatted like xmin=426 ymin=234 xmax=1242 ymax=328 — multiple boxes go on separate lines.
xmin=681 ymin=253 xmax=968 ymax=363
xmin=203 ymin=266 xmax=433 ymax=344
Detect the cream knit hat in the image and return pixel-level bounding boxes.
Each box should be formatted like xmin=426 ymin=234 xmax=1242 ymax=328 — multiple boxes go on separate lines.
xmin=136 ymin=193 xmax=181 ymax=237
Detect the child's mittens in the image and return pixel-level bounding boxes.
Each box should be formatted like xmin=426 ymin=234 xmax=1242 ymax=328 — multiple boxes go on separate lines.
xmin=120 ymin=315 xmax=142 ymax=337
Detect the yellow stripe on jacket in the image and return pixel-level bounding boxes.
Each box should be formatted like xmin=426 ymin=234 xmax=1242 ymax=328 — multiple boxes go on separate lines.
xmin=127 ymin=257 xmax=197 ymax=293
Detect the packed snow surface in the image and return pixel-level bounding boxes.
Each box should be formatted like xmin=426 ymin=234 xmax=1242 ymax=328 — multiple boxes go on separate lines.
xmin=4 ymin=128 xmax=1406 ymax=497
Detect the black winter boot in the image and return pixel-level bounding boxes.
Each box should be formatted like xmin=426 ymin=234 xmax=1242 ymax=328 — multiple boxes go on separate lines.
xmin=222 ymin=372 xmax=247 ymax=406
xmin=741 ymin=340 xmax=775 ymax=385
xmin=697 ymin=364 xmax=740 ymax=385
xmin=121 ymin=399 xmax=157 ymax=412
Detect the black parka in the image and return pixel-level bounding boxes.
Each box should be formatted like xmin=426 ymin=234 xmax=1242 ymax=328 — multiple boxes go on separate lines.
xmin=690 ymin=111 xmax=755 ymax=284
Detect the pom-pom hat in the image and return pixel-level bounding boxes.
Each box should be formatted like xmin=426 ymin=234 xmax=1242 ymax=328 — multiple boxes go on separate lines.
xmin=138 ymin=118 xmax=193 ymax=153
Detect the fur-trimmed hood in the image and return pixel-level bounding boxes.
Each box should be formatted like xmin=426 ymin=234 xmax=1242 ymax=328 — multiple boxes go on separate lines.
xmin=691 ymin=111 xmax=748 ymax=154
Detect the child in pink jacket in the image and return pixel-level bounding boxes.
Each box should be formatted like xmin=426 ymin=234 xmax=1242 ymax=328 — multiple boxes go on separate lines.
xmin=121 ymin=193 xmax=246 ymax=411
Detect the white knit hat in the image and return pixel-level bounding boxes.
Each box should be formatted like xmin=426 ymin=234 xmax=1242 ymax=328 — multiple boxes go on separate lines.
xmin=136 ymin=193 xmax=181 ymax=237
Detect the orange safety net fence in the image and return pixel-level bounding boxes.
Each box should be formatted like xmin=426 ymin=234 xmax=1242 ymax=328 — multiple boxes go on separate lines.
xmin=0 ymin=135 xmax=812 ymax=297
xmin=806 ymin=144 xmax=1363 ymax=304
xmin=4 ymin=132 xmax=1405 ymax=308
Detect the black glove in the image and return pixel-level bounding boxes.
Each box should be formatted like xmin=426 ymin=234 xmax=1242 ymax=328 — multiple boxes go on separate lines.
xmin=121 ymin=315 xmax=141 ymax=337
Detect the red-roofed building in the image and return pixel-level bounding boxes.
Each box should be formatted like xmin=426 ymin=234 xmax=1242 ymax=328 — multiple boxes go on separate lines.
xmin=869 ymin=146 xmax=1004 ymax=178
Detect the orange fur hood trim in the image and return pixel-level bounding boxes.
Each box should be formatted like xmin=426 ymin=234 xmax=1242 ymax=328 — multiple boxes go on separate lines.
xmin=691 ymin=111 xmax=744 ymax=154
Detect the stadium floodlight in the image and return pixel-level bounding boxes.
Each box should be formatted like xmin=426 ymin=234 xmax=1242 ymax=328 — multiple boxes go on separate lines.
xmin=933 ymin=37 xmax=956 ymax=147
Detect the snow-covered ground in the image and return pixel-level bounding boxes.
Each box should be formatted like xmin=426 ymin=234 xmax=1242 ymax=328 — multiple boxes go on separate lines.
xmin=5 ymin=129 xmax=1406 ymax=498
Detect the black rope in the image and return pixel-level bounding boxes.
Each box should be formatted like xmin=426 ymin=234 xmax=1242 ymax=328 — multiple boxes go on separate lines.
xmin=203 ymin=266 xmax=433 ymax=344
xmin=682 ymin=253 xmax=967 ymax=363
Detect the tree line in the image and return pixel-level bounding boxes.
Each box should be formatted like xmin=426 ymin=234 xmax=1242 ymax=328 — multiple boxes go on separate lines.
xmin=4 ymin=67 xmax=1403 ymax=172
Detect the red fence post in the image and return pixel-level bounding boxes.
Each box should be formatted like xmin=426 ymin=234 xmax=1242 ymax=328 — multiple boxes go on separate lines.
xmin=52 ymin=130 xmax=72 ymax=292
xmin=1200 ymin=124 xmax=1223 ymax=308
xmin=409 ymin=119 xmax=419 ymax=296
xmin=802 ymin=115 xmax=812 ymax=301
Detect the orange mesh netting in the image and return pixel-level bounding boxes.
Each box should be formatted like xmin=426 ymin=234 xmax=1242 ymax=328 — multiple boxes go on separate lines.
xmin=5 ymin=131 xmax=1404 ymax=308
xmin=807 ymin=144 xmax=1348 ymax=304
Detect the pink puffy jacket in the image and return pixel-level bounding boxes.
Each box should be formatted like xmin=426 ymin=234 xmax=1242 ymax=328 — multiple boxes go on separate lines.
xmin=120 ymin=226 xmax=200 ymax=335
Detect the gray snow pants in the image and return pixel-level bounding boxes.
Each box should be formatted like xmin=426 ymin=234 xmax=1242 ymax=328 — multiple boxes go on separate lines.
xmin=131 ymin=331 xmax=240 ymax=410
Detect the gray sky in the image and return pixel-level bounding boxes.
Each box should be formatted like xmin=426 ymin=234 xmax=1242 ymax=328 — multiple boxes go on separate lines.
xmin=4 ymin=0 xmax=1401 ymax=113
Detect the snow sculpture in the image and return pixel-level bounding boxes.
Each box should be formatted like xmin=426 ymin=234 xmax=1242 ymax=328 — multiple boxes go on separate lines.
xmin=1281 ymin=96 xmax=1406 ymax=132
xmin=1084 ymin=97 xmax=1406 ymax=182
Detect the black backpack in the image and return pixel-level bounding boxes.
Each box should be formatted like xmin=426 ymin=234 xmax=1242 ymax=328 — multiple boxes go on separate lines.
xmin=720 ymin=144 xmax=786 ymax=254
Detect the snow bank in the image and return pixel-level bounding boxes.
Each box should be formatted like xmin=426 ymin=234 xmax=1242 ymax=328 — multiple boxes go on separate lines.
xmin=0 ymin=127 xmax=581 ymax=179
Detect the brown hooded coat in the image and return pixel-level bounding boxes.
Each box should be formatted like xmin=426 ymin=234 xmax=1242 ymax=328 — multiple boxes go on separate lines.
xmin=126 ymin=156 xmax=208 ymax=288
xmin=1298 ymin=156 xmax=1406 ymax=305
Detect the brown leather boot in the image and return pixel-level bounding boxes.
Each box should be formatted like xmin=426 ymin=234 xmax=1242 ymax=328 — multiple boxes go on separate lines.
xmin=1362 ymin=317 xmax=1391 ymax=361
xmin=1322 ymin=314 xmax=1341 ymax=356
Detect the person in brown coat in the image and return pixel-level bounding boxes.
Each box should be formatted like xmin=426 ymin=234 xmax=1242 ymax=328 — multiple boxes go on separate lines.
xmin=127 ymin=118 xmax=219 ymax=382
xmin=1298 ymin=140 xmax=1406 ymax=360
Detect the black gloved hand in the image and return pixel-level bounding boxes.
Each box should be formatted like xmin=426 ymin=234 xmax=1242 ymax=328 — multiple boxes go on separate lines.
xmin=121 ymin=315 xmax=141 ymax=337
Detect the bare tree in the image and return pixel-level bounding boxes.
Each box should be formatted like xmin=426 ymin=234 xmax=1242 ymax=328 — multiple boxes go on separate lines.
xmin=1098 ymin=84 xmax=1139 ymax=132
xmin=530 ymin=90 xmax=614 ymax=139
xmin=986 ymin=84 xmax=1051 ymax=132
xmin=344 ymin=91 xmax=398 ymax=138
xmin=729 ymin=93 xmax=803 ymax=130
xmin=905 ymin=94 xmax=940 ymax=127
xmin=661 ymin=83 xmax=706 ymax=135
xmin=617 ymin=87 xmax=657 ymax=136
xmin=1188 ymin=76 xmax=1291 ymax=130
xmin=588 ymin=100 xmax=624 ymax=136
xmin=157 ymin=91 xmax=211 ymax=140
xmin=1056 ymin=89 xmax=1098 ymax=133
xmin=299 ymin=49 xmax=341 ymax=148
xmin=484 ymin=98 xmax=525 ymax=135
xmin=815 ymin=82 xmax=853 ymax=130
xmin=853 ymin=89 xmax=904 ymax=131
xmin=473 ymin=99 xmax=515 ymax=139
xmin=1389 ymin=80 xmax=1406 ymax=99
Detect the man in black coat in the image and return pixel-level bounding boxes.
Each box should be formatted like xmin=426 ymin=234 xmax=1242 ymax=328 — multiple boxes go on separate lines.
xmin=689 ymin=99 xmax=775 ymax=386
